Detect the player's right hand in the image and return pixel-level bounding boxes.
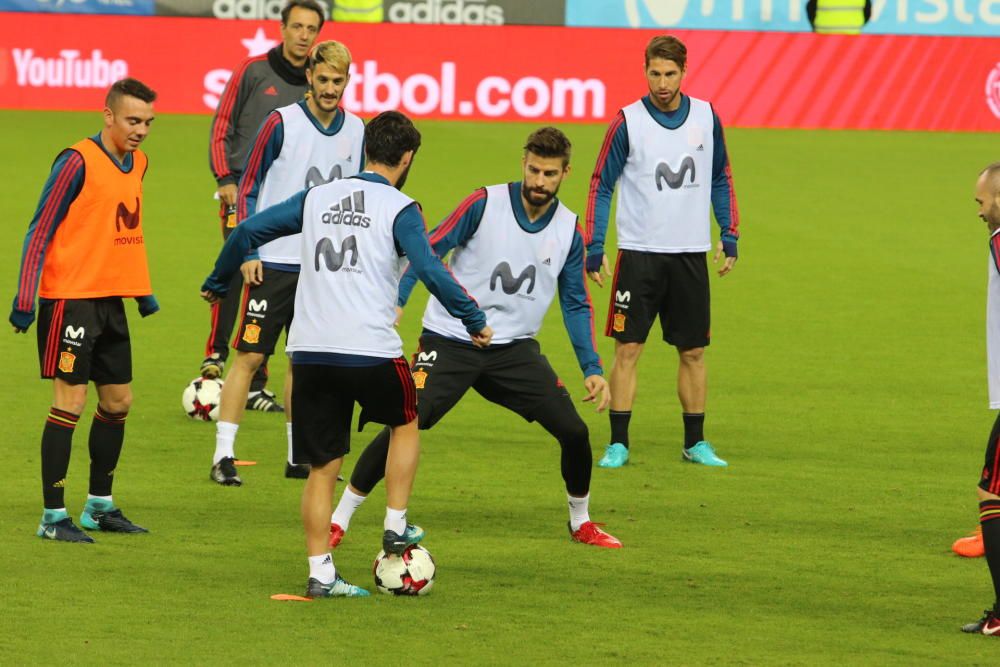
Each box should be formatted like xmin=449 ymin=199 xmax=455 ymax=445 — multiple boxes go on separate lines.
xmin=9 ymin=308 xmax=34 ymax=333
xmin=241 ymin=260 xmax=263 ymax=286
xmin=586 ymin=255 xmax=611 ymax=287
xmin=217 ymin=183 xmax=238 ymax=207
xmin=200 ymin=289 xmax=221 ymax=305
xmin=470 ymin=326 xmax=493 ymax=348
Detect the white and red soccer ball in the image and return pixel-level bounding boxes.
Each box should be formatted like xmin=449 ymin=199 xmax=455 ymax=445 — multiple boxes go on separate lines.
xmin=181 ymin=377 xmax=223 ymax=422
xmin=373 ymin=544 xmax=436 ymax=596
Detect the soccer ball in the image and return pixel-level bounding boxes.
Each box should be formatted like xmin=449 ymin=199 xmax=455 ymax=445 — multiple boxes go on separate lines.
xmin=373 ymin=544 xmax=436 ymax=596
xmin=182 ymin=377 xmax=223 ymax=421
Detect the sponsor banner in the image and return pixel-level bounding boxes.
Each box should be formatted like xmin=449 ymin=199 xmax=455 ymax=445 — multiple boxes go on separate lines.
xmin=0 ymin=15 xmax=996 ymax=131
xmin=154 ymin=0 xmax=331 ymax=19
xmin=385 ymin=0 xmax=565 ymax=25
xmin=566 ymin=0 xmax=1000 ymax=37
xmin=0 ymin=0 xmax=152 ymax=13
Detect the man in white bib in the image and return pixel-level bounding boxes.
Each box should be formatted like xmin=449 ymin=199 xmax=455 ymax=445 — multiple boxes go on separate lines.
xmin=585 ymin=35 xmax=742 ymax=469
xmin=201 ymin=111 xmax=493 ymax=598
xmin=208 ymin=41 xmax=365 ymax=488
xmin=962 ymin=163 xmax=1000 ymax=636
xmin=327 ymin=127 xmax=623 ymax=549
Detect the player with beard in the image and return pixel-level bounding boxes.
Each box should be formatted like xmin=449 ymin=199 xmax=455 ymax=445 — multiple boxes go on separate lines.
xmin=199 ymin=0 xmax=325 ymax=415
xmin=963 ymin=163 xmax=1000 ymax=636
xmin=209 ymin=41 xmax=365 ymax=487
xmin=327 ymin=127 xmax=623 ymax=549
xmin=585 ymin=35 xmax=741 ymax=470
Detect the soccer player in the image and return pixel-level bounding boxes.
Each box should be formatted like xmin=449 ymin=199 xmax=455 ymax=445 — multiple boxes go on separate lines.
xmin=209 ymin=40 xmax=365 ymax=487
xmin=328 ymin=127 xmax=623 ymax=550
xmin=200 ymin=0 xmax=325 ymax=414
xmin=9 ymin=78 xmax=159 ymax=542
xmin=962 ymin=163 xmax=1000 ymax=636
xmin=201 ymin=111 xmax=493 ymax=598
xmin=585 ymin=35 xmax=740 ymax=469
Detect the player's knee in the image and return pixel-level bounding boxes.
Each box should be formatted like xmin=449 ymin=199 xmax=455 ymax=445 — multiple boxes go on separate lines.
xmin=101 ymin=390 xmax=132 ymax=414
xmin=615 ymin=342 xmax=643 ymax=365
xmin=978 ymin=486 xmax=1000 ymax=502
xmin=235 ymin=351 xmax=265 ymax=372
xmin=679 ymin=347 xmax=705 ymax=365
xmin=554 ymin=417 xmax=589 ymax=451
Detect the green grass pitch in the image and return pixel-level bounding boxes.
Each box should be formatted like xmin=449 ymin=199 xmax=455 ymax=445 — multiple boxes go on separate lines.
xmin=0 ymin=109 xmax=997 ymax=664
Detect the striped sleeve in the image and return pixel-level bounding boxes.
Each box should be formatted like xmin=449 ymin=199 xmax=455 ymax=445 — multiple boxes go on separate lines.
xmin=585 ymin=110 xmax=628 ymax=271
xmin=209 ymin=56 xmax=265 ymax=186
xmin=558 ymin=222 xmax=603 ymax=378
xmin=990 ymin=233 xmax=1000 ymax=275
xmin=237 ymin=111 xmax=284 ymax=221
xmin=397 ymin=188 xmax=487 ymax=306
xmin=711 ymin=109 xmax=740 ymax=257
xmin=12 ymin=150 xmax=86 ymax=316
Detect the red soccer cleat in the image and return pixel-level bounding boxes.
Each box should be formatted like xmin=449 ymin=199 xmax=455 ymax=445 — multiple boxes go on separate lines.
xmin=569 ymin=521 xmax=623 ymax=549
xmin=962 ymin=608 xmax=1000 ymax=635
xmin=328 ymin=522 xmax=345 ymax=549
xmin=952 ymin=527 xmax=984 ymax=558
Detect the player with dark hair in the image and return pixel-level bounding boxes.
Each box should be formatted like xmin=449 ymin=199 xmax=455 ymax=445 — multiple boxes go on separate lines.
xmin=586 ymin=35 xmax=741 ymax=469
xmin=201 ymin=110 xmax=492 ymax=598
xmin=199 ymin=0 xmax=325 ymax=414
xmin=328 ymin=126 xmax=623 ymax=550
xmin=10 ymin=78 xmax=159 ymax=542
xmin=209 ymin=40 xmax=365 ymax=487
xmin=963 ymin=162 xmax=1000 ymax=636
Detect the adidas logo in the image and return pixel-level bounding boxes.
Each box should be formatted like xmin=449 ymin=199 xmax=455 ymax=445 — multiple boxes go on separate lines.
xmin=696 ymin=144 xmax=704 ymax=151
xmin=542 ymin=258 xmax=551 ymax=265
xmin=321 ymin=190 xmax=371 ymax=227
xmin=264 ymin=85 xmax=278 ymax=96
xmin=53 ymin=479 xmax=66 ymax=488
xmin=346 ymin=155 xmax=353 ymax=162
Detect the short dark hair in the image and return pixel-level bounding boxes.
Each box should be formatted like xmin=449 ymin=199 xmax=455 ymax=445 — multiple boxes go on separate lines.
xmin=364 ymin=111 xmax=421 ymax=167
xmin=105 ymin=78 xmax=157 ymax=109
xmin=645 ymin=35 xmax=687 ymax=69
xmin=524 ymin=127 xmax=571 ymax=167
xmin=282 ymin=0 xmax=325 ymax=30
xmin=983 ymin=162 xmax=1000 ymax=193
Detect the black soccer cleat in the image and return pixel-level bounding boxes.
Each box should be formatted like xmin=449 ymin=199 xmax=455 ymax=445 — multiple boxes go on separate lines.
xmin=211 ymin=457 xmax=243 ymax=486
xmin=381 ymin=524 xmax=425 ymax=555
xmin=200 ymin=354 xmax=224 ymax=379
xmin=37 ymin=517 xmax=95 ymax=543
xmin=285 ymin=462 xmax=311 ymax=479
xmin=80 ymin=507 xmax=148 ymax=533
xmin=247 ymin=389 xmax=284 ymax=413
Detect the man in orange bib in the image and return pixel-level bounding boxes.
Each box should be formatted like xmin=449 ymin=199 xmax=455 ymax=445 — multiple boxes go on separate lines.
xmin=10 ymin=78 xmax=159 ymax=543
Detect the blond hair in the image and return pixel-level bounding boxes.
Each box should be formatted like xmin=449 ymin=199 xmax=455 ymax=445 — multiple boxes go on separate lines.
xmin=308 ymin=40 xmax=352 ymax=72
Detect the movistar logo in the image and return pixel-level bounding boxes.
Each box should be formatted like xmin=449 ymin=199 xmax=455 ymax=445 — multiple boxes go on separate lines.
xmin=490 ymin=262 xmax=536 ymax=295
xmin=615 ymin=290 xmax=631 ymax=304
xmin=248 ymin=299 xmax=268 ymax=313
xmin=305 ymin=164 xmax=344 ymax=189
xmin=416 ymin=351 xmax=437 ymax=363
xmin=64 ymin=325 xmax=85 ymax=339
xmin=115 ymin=197 xmax=141 ymax=231
xmin=655 ymin=156 xmax=696 ymax=190
xmin=315 ymin=235 xmax=359 ymax=272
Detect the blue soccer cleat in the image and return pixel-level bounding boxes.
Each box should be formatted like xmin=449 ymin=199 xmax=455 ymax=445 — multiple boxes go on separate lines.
xmin=37 ymin=509 xmax=94 ymax=543
xmin=306 ymin=575 xmax=370 ymax=598
xmin=80 ymin=498 xmax=148 ymax=533
xmin=598 ymin=443 xmax=629 ymax=468
xmin=382 ymin=524 xmax=425 ymax=555
xmin=682 ymin=441 xmax=728 ymax=467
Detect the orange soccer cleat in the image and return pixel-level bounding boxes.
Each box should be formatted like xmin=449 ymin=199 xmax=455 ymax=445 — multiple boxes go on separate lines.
xmin=570 ymin=521 xmax=623 ymax=549
xmin=952 ymin=527 xmax=985 ymax=558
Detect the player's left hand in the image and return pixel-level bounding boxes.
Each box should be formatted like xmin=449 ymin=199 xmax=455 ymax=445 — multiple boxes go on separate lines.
xmin=201 ymin=289 xmax=221 ymax=305
xmin=586 ymin=255 xmax=612 ymax=287
xmin=713 ymin=242 xmax=737 ymax=277
xmin=393 ymin=306 xmax=404 ymax=327
xmin=582 ymin=374 xmax=610 ymax=412
xmin=470 ymin=326 xmax=493 ymax=348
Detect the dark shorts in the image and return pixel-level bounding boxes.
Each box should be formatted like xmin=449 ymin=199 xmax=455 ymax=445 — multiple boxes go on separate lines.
xmin=410 ymin=334 xmax=571 ymax=429
xmin=232 ymin=268 xmax=297 ymax=355
xmin=291 ymin=359 xmax=417 ymax=465
xmin=605 ymin=249 xmax=710 ymax=348
xmin=36 ymin=297 xmax=132 ymax=385
xmin=980 ymin=412 xmax=1000 ymax=494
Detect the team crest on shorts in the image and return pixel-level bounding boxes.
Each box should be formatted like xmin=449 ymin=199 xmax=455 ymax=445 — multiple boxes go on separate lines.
xmin=58 ymin=351 xmax=76 ymax=373
xmin=243 ymin=324 xmax=261 ymax=344
xmin=612 ymin=313 xmax=626 ymax=333
xmin=412 ymin=369 xmax=428 ymax=389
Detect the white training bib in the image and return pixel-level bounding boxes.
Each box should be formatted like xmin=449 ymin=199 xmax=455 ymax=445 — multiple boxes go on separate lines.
xmin=616 ymin=96 xmax=715 ymax=253
xmin=257 ymin=104 xmax=365 ymax=265
xmin=422 ymin=183 xmax=577 ymax=344
xmin=987 ymin=230 xmax=1000 ymax=408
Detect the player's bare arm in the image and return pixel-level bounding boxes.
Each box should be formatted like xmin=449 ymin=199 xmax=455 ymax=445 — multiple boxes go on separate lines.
xmin=582 ymin=374 xmax=610 ymax=412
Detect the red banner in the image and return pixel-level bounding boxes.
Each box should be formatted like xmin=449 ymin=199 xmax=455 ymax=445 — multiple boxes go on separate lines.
xmin=0 ymin=14 xmax=997 ymax=131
